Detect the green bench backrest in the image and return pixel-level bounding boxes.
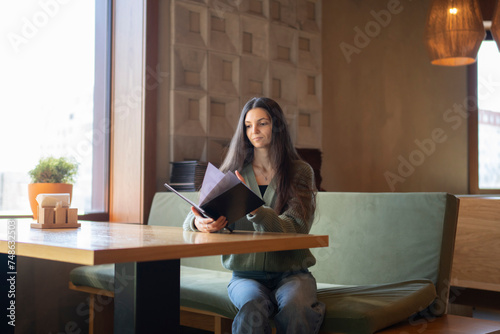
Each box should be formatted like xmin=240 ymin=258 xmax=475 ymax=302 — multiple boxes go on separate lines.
xmin=310 ymin=192 xmax=457 ymax=285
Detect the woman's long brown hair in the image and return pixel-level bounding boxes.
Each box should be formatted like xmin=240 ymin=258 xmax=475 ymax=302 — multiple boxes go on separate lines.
xmin=220 ymin=97 xmax=315 ymax=220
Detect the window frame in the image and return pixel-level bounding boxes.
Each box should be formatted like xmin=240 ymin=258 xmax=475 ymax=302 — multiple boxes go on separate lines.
xmin=88 ymin=0 xmax=112 ymax=221
xmin=468 ymin=30 xmax=500 ymax=194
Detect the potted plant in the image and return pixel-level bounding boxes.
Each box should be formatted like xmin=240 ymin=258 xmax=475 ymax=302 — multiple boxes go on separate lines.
xmin=27 ymin=156 xmax=78 ymax=219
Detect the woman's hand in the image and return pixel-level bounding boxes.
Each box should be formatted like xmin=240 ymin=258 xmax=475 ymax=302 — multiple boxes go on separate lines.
xmin=235 ymin=170 xmax=261 ymax=215
xmin=192 ymin=207 xmax=227 ymax=233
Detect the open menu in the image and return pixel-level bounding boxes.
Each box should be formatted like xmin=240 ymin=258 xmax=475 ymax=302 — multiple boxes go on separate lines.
xmin=164 ymin=163 xmax=264 ymax=226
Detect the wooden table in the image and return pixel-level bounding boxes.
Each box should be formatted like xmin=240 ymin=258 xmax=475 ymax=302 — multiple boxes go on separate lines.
xmin=0 ymin=220 xmax=328 ymax=334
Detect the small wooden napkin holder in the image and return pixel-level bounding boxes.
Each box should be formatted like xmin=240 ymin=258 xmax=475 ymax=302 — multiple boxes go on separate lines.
xmin=31 ymin=193 xmax=81 ymax=229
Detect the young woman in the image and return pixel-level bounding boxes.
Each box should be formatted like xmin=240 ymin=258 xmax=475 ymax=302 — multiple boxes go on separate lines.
xmin=183 ymin=97 xmax=325 ymax=333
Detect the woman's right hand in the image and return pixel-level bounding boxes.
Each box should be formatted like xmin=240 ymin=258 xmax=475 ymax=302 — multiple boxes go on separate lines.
xmin=192 ymin=206 xmax=227 ymax=233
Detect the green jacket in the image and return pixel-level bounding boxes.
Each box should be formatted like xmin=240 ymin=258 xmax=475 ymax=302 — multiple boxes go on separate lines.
xmin=183 ymin=160 xmax=317 ymax=273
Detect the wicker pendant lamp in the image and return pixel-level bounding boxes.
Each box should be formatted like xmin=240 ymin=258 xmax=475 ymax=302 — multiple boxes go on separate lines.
xmin=425 ymin=0 xmax=486 ymax=66
xmin=492 ymin=0 xmax=500 ymax=51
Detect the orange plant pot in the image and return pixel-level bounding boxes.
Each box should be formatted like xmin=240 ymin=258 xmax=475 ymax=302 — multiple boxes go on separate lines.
xmin=28 ymin=183 xmax=73 ymax=219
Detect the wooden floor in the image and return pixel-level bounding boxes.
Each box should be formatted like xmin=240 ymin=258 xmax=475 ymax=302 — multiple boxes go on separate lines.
xmin=378 ymin=314 xmax=500 ymax=334
xmin=179 ymin=314 xmax=500 ymax=334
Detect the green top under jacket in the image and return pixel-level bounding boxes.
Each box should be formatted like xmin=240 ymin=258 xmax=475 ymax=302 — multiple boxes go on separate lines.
xmin=183 ymin=160 xmax=317 ymax=273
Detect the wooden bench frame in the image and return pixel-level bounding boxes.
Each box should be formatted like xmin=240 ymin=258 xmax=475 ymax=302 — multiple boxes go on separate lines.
xmin=452 ymin=197 xmax=500 ymax=292
xmin=69 ymin=282 xmax=233 ymax=334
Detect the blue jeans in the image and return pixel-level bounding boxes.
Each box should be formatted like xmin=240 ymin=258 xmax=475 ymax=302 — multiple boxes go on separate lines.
xmin=227 ymin=270 xmax=325 ymax=334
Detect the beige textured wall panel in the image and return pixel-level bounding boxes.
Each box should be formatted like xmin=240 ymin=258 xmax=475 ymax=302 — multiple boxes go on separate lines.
xmin=208 ymin=138 xmax=231 ymax=165
xmin=172 ymin=135 xmax=207 ymax=162
xmin=270 ymin=62 xmax=297 ymax=104
xmin=283 ymin=104 xmax=298 ymax=144
xmin=171 ymin=91 xmax=208 ymax=136
xmin=297 ymin=109 xmax=321 ymax=148
xmin=209 ymin=11 xmax=240 ymax=54
xmin=173 ymin=46 xmax=208 ymax=92
xmin=298 ymin=70 xmax=321 ymax=110
xmin=239 ymin=0 xmax=269 ymax=18
xmin=173 ymin=1 xmax=208 ymax=48
xmin=270 ymin=0 xmax=298 ymax=27
xmin=169 ymin=0 xmax=322 ymax=165
xmin=208 ymin=52 xmax=240 ymax=96
xmin=208 ymin=96 xmax=240 ymax=138
xmin=240 ymin=56 xmax=269 ymax=97
xmin=298 ymin=31 xmax=321 ymax=70
xmin=241 ymin=16 xmax=269 ymax=58
xmin=270 ymin=25 xmax=298 ymax=65
xmin=297 ymin=0 xmax=321 ymax=33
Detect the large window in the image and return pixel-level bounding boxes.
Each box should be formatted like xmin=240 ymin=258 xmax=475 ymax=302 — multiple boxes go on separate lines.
xmin=477 ymin=39 xmax=500 ymax=190
xmin=0 ymin=1 xmax=110 ymax=217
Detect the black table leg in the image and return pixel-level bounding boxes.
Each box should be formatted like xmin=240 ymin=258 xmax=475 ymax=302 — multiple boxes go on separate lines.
xmin=114 ymin=259 xmax=180 ymax=334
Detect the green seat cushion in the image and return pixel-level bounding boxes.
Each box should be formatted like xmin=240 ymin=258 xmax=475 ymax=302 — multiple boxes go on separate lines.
xmin=70 ymin=264 xmax=114 ymax=292
xmin=179 ymin=266 xmax=238 ymax=318
xmin=318 ymin=279 xmax=436 ymax=334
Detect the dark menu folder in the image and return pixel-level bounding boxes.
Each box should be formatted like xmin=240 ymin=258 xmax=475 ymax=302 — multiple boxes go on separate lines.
xmin=164 ymin=163 xmax=264 ymax=225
